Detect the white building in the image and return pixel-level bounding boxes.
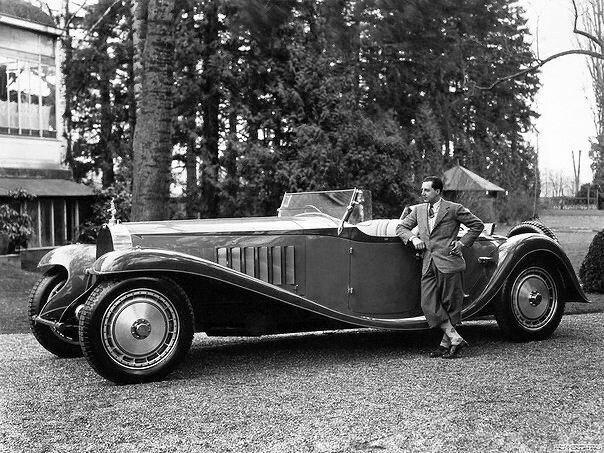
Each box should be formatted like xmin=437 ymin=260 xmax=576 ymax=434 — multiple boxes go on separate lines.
xmin=0 ymin=0 xmax=93 ymax=250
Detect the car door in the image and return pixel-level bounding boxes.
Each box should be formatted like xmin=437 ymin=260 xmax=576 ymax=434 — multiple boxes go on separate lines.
xmin=347 ymin=238 xmax=422 ymax=318
xmin=461 ymin=237 xmax=499 ymax=303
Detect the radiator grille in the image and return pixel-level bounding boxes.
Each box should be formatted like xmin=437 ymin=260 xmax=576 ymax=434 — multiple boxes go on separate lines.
xmin=216 ymin=245 xmax=295 ymax=285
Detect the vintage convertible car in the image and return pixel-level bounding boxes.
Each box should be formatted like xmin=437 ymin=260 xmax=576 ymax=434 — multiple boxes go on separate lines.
xmin=28 ymin=189 xmax=589 ymax=384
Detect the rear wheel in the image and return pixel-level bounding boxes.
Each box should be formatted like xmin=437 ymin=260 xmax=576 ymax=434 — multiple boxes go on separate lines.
xmin=507 ymin=220 xmax=558 ymax=242
xmin=494 ymin=265 xmax=564 ymax=341
xmin=79 ymin=277 xmax=194 ymax=384
xmin=28 ymin=270 xmax=82 ymax=357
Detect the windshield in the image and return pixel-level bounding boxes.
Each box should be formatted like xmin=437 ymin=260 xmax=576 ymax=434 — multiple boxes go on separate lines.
xmin=277 ymin=189 xmax=372 ymax=224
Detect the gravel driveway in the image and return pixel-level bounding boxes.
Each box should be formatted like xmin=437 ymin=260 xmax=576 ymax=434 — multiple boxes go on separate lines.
xmin=1 ymin=314 xmax=603 ymax=453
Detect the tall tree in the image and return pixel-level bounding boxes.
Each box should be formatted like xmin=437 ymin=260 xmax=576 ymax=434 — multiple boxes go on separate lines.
xmin=581 ymin=0 xmax=604 ymax=190
xmin=61 ymin=0 xmax=546 ymax=223
xmin=172 ymin=0 xmax=203 ymax=218
xmin=199 ymin=0 xmax=221 ymax=218
xmin=131 ymin=0 xmax=177 ymax=221
xmin=64 ymin=0 xmax=135 ymax=186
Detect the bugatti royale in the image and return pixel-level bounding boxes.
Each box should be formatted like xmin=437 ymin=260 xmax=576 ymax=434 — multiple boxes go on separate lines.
xmin=28 ymin=189 xmax=588 ymax=383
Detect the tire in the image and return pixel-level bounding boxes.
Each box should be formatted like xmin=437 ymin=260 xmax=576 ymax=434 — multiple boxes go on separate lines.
xmin=507 ymin=220 xmax=558 ymax=242
xmin=494 ymin=265 xmax=565 ymax=341
xmin=79 ymin=277 xmax=194 ymax=384
xmin=28 ymin=270 xmax=82 ymax=358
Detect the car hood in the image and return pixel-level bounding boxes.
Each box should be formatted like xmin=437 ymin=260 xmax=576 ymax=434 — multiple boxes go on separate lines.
xmin=97 ymin=214 xmax=343 ymax=256
xmin=118 ymin=214 xmax=340 ymax=236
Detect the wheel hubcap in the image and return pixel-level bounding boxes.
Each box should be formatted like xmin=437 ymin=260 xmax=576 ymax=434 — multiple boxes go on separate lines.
xmin=511 ymin=267 xmax=557 ymax=331
xmin=131 ymin=319 xmax=152 ymax=339
xmin=528 ymin=291 xmax=542 ymax=307
xmin=101 ymin=288 xmax=180 ymax=370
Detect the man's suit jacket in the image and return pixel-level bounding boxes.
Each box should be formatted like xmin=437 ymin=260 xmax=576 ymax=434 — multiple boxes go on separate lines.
xmin=396 ymin=199 xmax=484 ymax=275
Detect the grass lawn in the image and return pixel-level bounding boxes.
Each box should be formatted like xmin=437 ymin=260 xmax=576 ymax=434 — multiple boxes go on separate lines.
xmin=0 ymin=263 xmax=39 ymax=335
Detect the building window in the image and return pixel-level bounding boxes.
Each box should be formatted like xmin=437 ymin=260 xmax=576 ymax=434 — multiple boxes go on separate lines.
xmin=0 ymin=23 xmax=57 ymax=138
xmin=0 ymin=56 xmax=56 ymax=138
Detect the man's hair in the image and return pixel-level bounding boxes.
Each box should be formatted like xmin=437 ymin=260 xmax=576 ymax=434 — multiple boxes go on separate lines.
xmin=423 ymin=176 xmax=444 ymax=192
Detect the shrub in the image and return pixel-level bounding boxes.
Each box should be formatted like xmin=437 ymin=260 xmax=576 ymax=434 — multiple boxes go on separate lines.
xmin=494 ymin=190 xmax=535 ymax=225
xmin=452 ymin=190 xmax=535 ymax=224
xmin=0 ymin=189 xmax=36 ymax=253
xmin=78 ymin=182 xmax=132 ymax=243
xmin=454 ymin=191 xmax=496 ymax=222
xmin=579 ymin=230 xmax=604 ymax=293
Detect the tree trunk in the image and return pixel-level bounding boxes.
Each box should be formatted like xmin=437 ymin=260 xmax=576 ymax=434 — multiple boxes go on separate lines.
xmin=131 ymin=0 xmax=176 ymax=221
xmin=99 ymin=48 xmax=115 ymax=188
xmin=62 ymin=0 xmax=74 ymax=175
xmin=199 ymin=2 xmax=220 ymax=218
xmin=126 ymin=0 xmax=136 ymax=165
xmin=222 ymin=101 xmax=239 ymax=210
xmin=185 ymin=134 xmax=198 ymax=218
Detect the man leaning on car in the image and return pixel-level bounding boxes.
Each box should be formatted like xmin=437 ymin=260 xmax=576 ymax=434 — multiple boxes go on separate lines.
xmin=396 ymin=176 xmax=484 ymax=359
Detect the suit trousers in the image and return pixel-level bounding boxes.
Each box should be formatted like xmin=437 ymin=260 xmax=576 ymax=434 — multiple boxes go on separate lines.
xmin=421 ymin=259 xmax=463 ymax=328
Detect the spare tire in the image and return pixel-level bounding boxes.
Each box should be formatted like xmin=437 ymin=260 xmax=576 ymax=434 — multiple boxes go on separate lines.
xmin=507 ymin=220 xmax=558 ymax=243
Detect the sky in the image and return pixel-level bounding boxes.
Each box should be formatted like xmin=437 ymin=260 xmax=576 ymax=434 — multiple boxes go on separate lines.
xmin=520 ymin=0 xmax=597 ymax=186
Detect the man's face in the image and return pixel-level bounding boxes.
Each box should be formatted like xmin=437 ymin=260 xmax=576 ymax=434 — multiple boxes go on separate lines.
xmin=421 ymin=181 xmax=441 ymax=204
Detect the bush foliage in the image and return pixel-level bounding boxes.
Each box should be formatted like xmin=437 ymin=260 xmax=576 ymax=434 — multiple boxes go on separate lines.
xmin=0 ymin=189 xmax=35 ymax=253
xmin=494 ymin=190 xmax=536 ymax=225
xmin=77 ymin=182 xmax=132 ymax=243
xmin=580 ymin=230 xmax=604 ymax=293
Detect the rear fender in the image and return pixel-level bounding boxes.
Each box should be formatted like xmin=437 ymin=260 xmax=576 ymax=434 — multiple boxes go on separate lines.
xmin=37 ymin=244 xmax=97 ymax=320
xmin=464 ymin=233 xmax=589 ymax=319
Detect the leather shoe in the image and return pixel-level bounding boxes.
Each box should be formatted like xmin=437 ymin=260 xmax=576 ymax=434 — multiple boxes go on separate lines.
xmin=429 ymin=345 xmax=450 ymax=358
xmin=442 ymin=339 xmax=469 ymax=359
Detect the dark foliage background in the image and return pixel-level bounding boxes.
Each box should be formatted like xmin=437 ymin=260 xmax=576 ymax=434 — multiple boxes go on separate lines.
xmin=580 ymin=230 xmax=604 ymax=293
xmin=63 ymin=0 xmax=540 ymax=220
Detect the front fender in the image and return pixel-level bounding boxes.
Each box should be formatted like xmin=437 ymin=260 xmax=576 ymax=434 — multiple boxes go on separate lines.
xmin=464 ymin=233 xmax=589 ymax=319
xmin=37 ymin=244 xmax=97 ymax=320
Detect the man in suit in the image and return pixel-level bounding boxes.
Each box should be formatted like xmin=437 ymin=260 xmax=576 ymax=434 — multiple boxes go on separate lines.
xmin=396 ymin=176 xmax=484 ymax=359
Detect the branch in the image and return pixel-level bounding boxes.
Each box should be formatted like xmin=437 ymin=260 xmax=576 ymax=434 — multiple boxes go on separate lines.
xmin=78 ymin=0 xmax=122 ymax=41
xmin=572 ymin=0 xmax=604 ymax=50
xmin=475 ymin=49 xmax=604 ymax=90
xmin=65 ymin=0 xmax=92 ymax=30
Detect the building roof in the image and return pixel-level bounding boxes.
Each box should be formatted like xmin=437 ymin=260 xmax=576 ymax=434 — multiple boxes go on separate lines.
xmin=0 ymin=178 xmax=95 ymax=197
xmin=443 ymin=165 xmax=506 ymax=192
xmin=0 ymin=0 xmax=56 ymax=27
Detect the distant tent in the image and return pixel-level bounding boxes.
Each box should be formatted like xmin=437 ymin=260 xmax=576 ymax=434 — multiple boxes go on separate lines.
xmin=442 ymin=165 xmax=506 ymax=222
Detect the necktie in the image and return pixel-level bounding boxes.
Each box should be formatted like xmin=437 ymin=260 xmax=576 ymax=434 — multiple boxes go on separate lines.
xmin=429 ymin=205 xmax=434 ymax=218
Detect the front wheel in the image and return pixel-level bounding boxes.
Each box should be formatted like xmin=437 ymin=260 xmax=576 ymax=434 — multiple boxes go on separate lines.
xmin=494 ymin=265 xmax=564 ymax=341
xmin=79 ymin=277 xmax=194 ymax=384
xmin=28 ymin=271 xmax=82 ymax=357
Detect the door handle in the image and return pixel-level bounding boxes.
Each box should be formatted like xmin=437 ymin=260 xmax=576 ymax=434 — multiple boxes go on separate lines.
xmin=478 ymin=256 xmax=495 ymax=264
